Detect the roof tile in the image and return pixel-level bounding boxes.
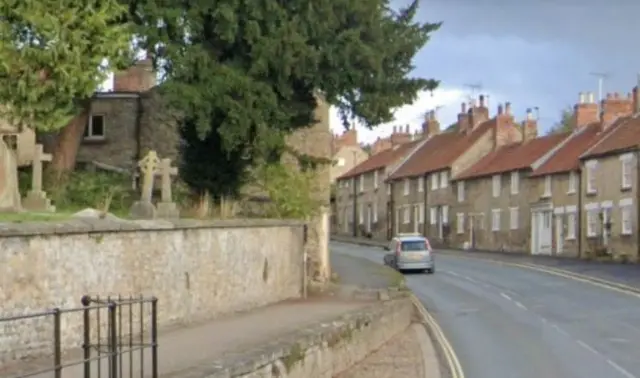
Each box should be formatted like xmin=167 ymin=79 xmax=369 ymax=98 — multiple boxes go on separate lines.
xmin=581 ymin=116 xmax=640 ymax=158
xmin=337 ymin=139 xmax=421 ymax=180
xmin=454 ymin=133 xmax=570 ymax=181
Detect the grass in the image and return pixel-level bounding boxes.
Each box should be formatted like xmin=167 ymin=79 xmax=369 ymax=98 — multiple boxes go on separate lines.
xmin=0 ymin=211 xmax=74 ymax=223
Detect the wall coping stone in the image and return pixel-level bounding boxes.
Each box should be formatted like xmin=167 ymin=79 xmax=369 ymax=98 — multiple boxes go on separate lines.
xmin=0 ymin=218 xmax=305 ymax=237
xmin=162 ymin=296 xmax=413 ymax=378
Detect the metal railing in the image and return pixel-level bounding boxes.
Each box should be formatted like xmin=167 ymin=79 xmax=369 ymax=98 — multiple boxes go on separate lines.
xmin=1 ymin=295 xmax=158 ymax=378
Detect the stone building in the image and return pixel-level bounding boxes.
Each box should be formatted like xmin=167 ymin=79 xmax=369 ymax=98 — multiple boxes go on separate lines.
xmin=387 ymin=96 xmax=528 ymax=246
xmin=330 ymin=129 xmax=368 ymax=183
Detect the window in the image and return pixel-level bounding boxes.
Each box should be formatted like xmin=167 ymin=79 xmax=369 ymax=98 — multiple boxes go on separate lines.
xmin=621 ymin=154 xmax=633 ymax=190
xmin=403 ymin=206 xmax=410 ymax=224
xmin=359 ymin=175 xmax=364 ymax=193
xmin=491 ymin=209 xmax=501 ymax=231
xmin=543 ymin=175 xmax=552 ymax=197
xmin=568 ymin=171 xmax=577 ymax=194
xmin=336 ymin=158 xmax=346 ymax=167
xmin=403 ymin=179 xmax=410 ymax=196
xmin=586 ymin=209 xmax=598 ymax=237
xmin=440 ymin=171 xmax=449 ymax=188
xmin=620 ymin=198 xmax=633 ymax=235
xmin=492 ymin=175 xmax=501 ymax=197
xmin=386 ymin=183 xmax=391 ymax=195
xmin=456 ymin=213 xmax=465 ymax=234
xmin=2 ymin=134 xmax=17 ymax=150
xmin=430 ymin=207 xmax=437 ymax=225
xmin=509 ymin=207 xmax=519 ymax=230
xmin=84 ymin=114 xmax=106 ymax=139
xmin=359 ymin=205 xmax=363 ymax=224
xmin=566 ymin=208 xmax=576 ymax=240
xmin=586 ymin=160 xmax=597 ymax=194
xmin=373 ymin=202 xmax=378 ymax=223
xmin=457 ymin=181 xmax=465 ymax=202
xmin=374 ymin=170 xmax=379 ymax=189
xmin=510 ymin=172 xmax=519 ymax=195
xmin=442 ymin=205 xmax=449 ymax=224
xmin=418 ymin=177 xmax=424 ymax=192
xmin=431 ymin=174 xmax=438 ymax=190
xmin=418 ymin=203 xmax=425 ymax=224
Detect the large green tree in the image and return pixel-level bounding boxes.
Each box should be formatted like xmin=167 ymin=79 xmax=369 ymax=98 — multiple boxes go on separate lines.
xmin=547 ymin=106 xmax=574 ymax=135
xmin=0 ymin=0 xmax=133 ymax=178
xmin=123 ymin=0 xmax=440 ymax=198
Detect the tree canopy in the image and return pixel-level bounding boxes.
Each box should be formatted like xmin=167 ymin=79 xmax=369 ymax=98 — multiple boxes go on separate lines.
xmin=0 ymin=0 xmax=133 ymax=131
xmin=546 ymin=106 xmax=574 ymax=135
xmin=122 ymin=0 xmax=440 ymax=197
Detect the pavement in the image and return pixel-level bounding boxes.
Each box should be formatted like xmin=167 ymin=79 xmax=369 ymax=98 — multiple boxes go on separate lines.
xmin=332 ymin=240 xmax=640 ymax=378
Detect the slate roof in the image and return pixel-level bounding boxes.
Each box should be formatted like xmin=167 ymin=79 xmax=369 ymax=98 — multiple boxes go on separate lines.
xmin=454 ymin=133 xmax=570 ymax=181
xmin=337 ymin=139 xmax=421 ymax=180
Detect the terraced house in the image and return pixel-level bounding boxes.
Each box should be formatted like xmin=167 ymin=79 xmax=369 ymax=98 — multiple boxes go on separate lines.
xmin=387 ymin=96 xmax=527 ymax=246
xmin=526 ymin=92 xmax=633 ymax=258
xmin=578 ymin=107 xmax=640 ymax=262
xmin=334 ymin=136 xmax=421 ymax=239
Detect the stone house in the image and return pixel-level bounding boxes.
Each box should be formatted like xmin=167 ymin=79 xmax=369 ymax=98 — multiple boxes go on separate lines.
xmin=451 ymin=132 xmax=569 ymax=252
xmin=387 ymin=96 xmax=529 ymax=246
xmin=334 ymin=138 xmax=422 ymax=240
xmin=578 ymin=110 xmax=640 ymax=262
xmin=330 ymin=129 xmax=369 ymax=183
xmin=525 ymin=91 xmax=633 ymax=258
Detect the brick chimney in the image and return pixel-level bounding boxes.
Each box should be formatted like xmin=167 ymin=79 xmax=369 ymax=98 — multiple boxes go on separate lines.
xmin=422 ymin=110 xmax=440 ymax=137
xmin=390 ymin=124 xmax=411 ymax=145
xmin=113 ymin=59 xmax=156 ymax=92
xmin=574 ymin=92 xmax=598 ymax=128
xmin=522 ymin=108 xmax=538 ymax=142
xmin=493 ymin=102 xmax=522 ymax=149
xmin=457 ymin=102 xmax=469 ymax=133
xmin=469 ymin=94 xmax=490 ymax=130
xmin=600 ymin=92 xmax=633 ymax=126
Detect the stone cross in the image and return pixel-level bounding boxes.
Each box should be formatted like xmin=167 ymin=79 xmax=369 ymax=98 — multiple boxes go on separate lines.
xmin=159 ymin=158 xmax=178 ymax=202
xmin=31 ymin=144 xmax=51 ymax=193
xmin=138 ymin=150 xmax=160 ymax=202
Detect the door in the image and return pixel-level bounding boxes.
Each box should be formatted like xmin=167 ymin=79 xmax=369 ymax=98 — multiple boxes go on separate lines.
xmin=602 ymin=208 xmax=611 ymax=246
xmin=437 ymin=206 xmax=443 ymax=239
xmin=413 ymin=205 xmax=419 ymax=233
xmin=555 ymin=215 xmax=564 ymax=255
xmin=536 ymin=211 xmax=552 ymax=255
xmin=366 ymin=204 xmax=372 ymax=233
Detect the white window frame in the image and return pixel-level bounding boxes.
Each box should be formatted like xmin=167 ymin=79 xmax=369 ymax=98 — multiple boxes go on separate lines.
xmin=85 ymin=114 xmax=106 ymax=140
xmin=430 ymin=207 xmax=437 ymax=225
xmin=620 ymin=198 xmax=634 ymax=235
xmin=543 ymin=175 xmax=552 ymax=197
xmin=386 ymin=183 xmax=391 ymax=195
xmin=491 ymin=209 xmax=501 ymax=231
xmin=373 ymin=202 xmax=378 ymax=223
xmin=585 ymin=160 xmax=597 ymax=194
xmin=492 ymin=175 xmax=501 ymax=197
xmin=566 ymin=211 xmax=576 ymax=240
xmin=336 ymin=157 xmax=346 ymax=167
xmin=585 ymin=203 xmax=599 ymax=237
xmin=419 ymin=203 xmax=425 ymax=224
xmin=358 ymin=175 xmax=364 ymax=193
xmin=403 ymin=178 xmax=410 ymax=196
xmin=442 ymin=205 xmax=449 ymax=224
xmin=440 ymin=171 xmax=449 ymax=188
xmin=373 ymin=170 xmax=379 ymax=189
xmin=431 ymin=174 xmax=438 ymax=190
xmin=456 ymin=213 xmax=465 ymax=234
xmin=510 ymin=171 xmax=519 ymax=195
xmin=358 ymin=205 xmax=364 ymax=224
xmin=418 ymin=176 xmax=424 ymax=192
xmin=457 ymin=181 xmax=465 ymax=202
xmin=403 ymin=205 xmax=410 ymax=224
xmin=568 ymin=171 xmax=577 ymax=194
xmin=509 ymin=207 xmax=519 ymax=230
xmin=621 ymin=154 xmax=633 ymax=190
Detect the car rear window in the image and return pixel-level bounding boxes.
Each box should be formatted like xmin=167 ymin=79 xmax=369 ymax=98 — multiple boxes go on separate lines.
xmin=401 ymin=240 xmax=426 ymax=251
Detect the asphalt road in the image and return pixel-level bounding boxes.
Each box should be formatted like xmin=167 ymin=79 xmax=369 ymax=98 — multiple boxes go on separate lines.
xmin=331 ymin=241 xmax=640 ymax=378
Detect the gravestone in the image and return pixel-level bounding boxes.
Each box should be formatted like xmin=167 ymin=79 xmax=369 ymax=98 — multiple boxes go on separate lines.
xmin=0 ymin=139 xmax=22 ymax=212
xmin=156 ymin=158 xmax=180 ymax=219
xmin=23 ymin=144 xmax=55 ymax=212
xmin=129 ymin=150 xmax=160 ymax=219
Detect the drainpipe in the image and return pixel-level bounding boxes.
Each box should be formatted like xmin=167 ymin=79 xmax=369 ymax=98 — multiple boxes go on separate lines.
xmin=423 ymin=174 xmax=428 ymax=237
xmin=352 ymin=176 xmax=358 ymax=237
xmin=577 ymin=169 xmax=583 ymax=258
xmin=389 ymin=181 xmax=395 ymax=240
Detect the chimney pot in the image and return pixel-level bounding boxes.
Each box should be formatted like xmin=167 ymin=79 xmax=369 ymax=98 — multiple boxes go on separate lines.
xmin=606 ymin=93 xmax=613 ymax=100
xmin=578 ymin=92 xmax=585 ymax=104
xmin=429 ymin=110 xmax=436 ymax=120
xmin=505 ymin=102 xmax=512 ymax=114
xmin=588 ymin=92 xmax=595 ymax=103
xmin=526 ymin=108 xmax=533 ymax=120
xmin=461 ymin=103 xmax=467 ymax=113
xmin=497 ymin=104 xmax=504 ymax=115
xmin=479 ymin=94 xmax=485 ymax=107
xmin=405 ymin=125 xmax=410 ymax=134
xmin=392 ymin=126 xmax=397 ymax=133
xmin=613 ymin=92 xmax=620 ymax=99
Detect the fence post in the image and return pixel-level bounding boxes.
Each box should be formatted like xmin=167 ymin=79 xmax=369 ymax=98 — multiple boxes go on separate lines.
xmin=53 ymin=308 xmax=62 ymax=378
xmin=81 ymin=295 xmax=91 ymax=378
xmin=151 ymin=297 xmax=158 ymax=378
xmin=107 ymin=301 xmax=118 ymax=378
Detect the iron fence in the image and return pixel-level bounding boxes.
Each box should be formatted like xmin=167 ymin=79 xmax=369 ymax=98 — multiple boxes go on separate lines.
xmin=0 ymin=295 xmax=158 ymax=378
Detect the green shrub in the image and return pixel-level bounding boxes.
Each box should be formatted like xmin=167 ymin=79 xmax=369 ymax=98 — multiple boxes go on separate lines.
xmin=49 ymin=171 xmax=134 ymax=214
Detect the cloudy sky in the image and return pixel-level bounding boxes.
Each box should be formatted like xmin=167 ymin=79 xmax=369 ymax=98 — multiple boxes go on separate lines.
xmin=331 ymin=0 xmax=640 ymax=144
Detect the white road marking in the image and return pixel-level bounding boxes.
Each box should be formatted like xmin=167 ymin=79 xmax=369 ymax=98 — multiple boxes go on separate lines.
xmin=576 ymin=339 xmax=600 ymax=355
xmin=514 ymin=301 xmax=527 ymax=310
xmin=551 ymin=323 xmax=568 ymax=336
xmin=607 ymin=359 xmax=637 ymax=378
xmin=463 ymin=275 xmax=477 ymax=283
xmin=500 ymin=292 xmax=512 ymax=301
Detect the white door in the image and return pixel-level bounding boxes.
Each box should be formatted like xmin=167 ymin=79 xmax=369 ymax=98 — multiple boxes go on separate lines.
xmin=538 ymin=211 xmax=552 ymax=255
xmin=555 ymin=216 xmax=563 ymax=255
xmin=602 ymin=208 xmax=611 ymax=246
xmin=413 ymin=205 xmax=419 ymax=233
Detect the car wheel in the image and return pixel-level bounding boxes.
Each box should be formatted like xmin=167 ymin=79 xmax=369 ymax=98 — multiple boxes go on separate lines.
xmin=426 ymin=268 xmax=435 ymax=274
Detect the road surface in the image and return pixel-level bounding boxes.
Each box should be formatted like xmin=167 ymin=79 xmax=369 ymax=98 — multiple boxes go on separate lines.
xmin=332 ymin=241 xmax=640 ymax=378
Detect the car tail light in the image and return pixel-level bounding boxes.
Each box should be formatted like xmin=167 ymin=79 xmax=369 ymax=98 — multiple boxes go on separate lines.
xmin=395 ymin=242 xmax=402 ymax=256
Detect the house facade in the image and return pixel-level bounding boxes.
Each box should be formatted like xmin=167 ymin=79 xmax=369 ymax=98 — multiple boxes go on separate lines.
xmin=330 ymin=129 xmax=369 ymax=183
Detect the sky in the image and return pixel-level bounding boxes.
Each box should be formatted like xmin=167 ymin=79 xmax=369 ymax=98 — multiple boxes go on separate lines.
xmin=331 ymin=0 xmax=640 ymax=144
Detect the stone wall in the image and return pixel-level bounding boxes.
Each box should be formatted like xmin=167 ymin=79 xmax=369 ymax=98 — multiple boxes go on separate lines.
xmin=0 ymin=219 xmax=305 ymax=363
xmin=163 ymin=296 xmax=415 ymax=378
